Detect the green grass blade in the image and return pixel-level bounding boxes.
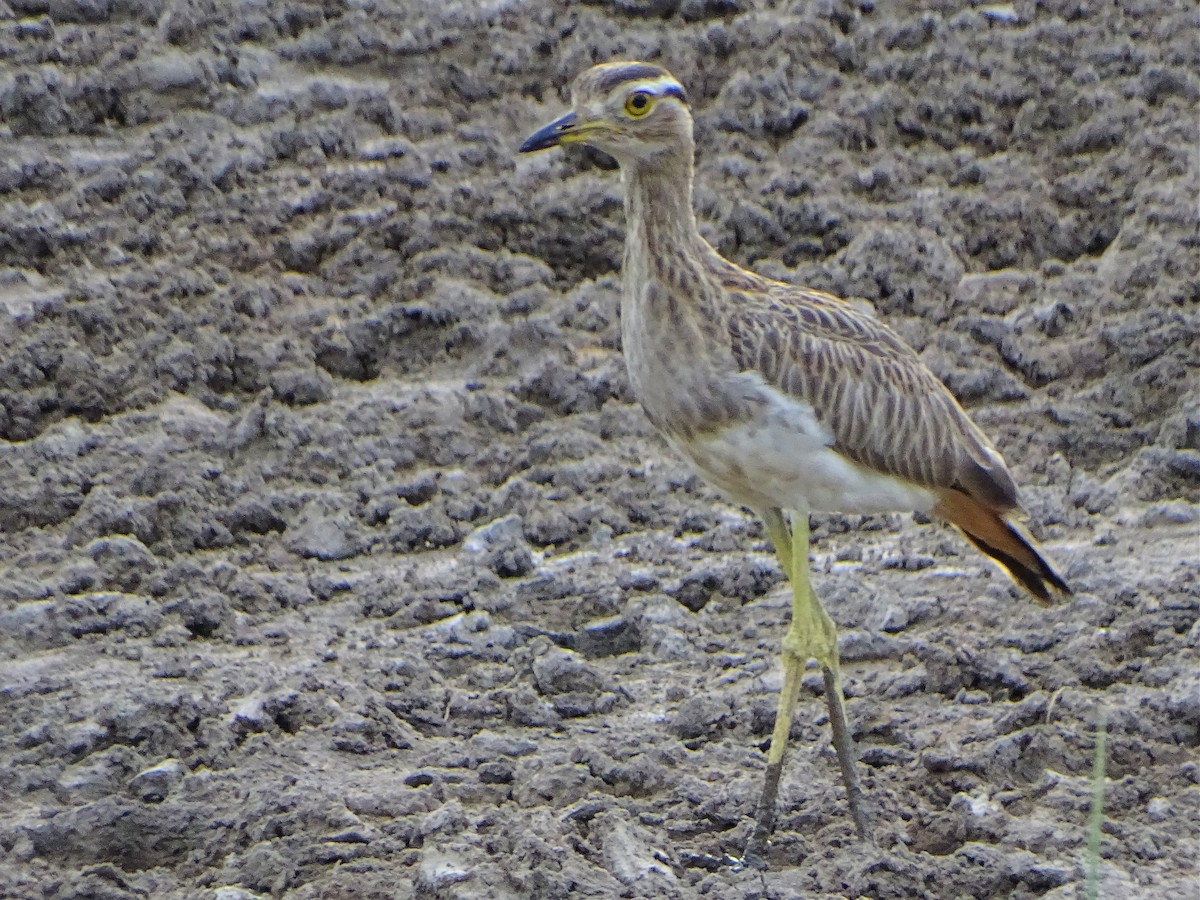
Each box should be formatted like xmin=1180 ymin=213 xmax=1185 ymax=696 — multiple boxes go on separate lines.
xmin=1085 ymin=710 xmax=1108 ymax=900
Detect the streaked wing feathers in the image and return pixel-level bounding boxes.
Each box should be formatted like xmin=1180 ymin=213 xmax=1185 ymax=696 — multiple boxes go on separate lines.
xmin=728 ymin=283 xmax=1019 ymax=511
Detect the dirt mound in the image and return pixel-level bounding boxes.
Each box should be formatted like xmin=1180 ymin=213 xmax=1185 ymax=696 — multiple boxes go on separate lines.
xmin=1 ymin=1 xmax=1196 ymax=897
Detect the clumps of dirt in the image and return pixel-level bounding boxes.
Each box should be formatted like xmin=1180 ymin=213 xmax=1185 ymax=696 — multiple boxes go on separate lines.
xmin=0 ymin=1 xmax=1196 ymax=898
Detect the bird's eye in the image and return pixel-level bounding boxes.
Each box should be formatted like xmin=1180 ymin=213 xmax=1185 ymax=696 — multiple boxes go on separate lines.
xmin=624 ymin=91 xmax=653 ymax=118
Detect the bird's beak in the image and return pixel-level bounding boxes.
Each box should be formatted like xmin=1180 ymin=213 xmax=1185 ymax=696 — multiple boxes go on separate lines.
xmin=519 ymin=111 xmax=581 ymax=153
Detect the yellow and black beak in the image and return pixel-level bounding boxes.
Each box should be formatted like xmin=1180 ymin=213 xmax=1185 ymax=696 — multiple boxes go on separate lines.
xmin=519 ymin=111 xmax=579 ymax=153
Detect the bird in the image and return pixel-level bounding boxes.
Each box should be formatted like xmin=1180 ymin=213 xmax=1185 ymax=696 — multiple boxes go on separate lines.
xmin=518 ymin=61 xmax=1070 ymax=864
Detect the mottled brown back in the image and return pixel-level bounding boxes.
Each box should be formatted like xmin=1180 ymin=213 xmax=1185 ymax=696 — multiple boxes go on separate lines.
xmin=725 ymin=276 xmax=1018 ymax=510
xmin=723 ymin=274 xmax=1070 ymax=600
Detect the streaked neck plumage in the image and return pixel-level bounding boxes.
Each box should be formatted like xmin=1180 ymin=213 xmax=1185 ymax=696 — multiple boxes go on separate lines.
xmin=615 ymin=135 xmax=740 ymax=435
xmin=620 ymin=144 xmax=706 ymax=289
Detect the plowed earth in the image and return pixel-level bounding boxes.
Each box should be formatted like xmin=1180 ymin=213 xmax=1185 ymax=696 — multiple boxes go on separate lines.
xmin=1 ymin=1 xmax=1197 ymax=898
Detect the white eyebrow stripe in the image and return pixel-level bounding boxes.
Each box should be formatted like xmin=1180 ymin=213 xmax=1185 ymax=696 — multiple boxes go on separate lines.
xmin=632 ymin=76 xmax=686 ymax=97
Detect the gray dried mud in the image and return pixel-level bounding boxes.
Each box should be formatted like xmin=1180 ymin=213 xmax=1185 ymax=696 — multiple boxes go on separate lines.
xmin=0 ymin=1 xmax=1197 ymax=898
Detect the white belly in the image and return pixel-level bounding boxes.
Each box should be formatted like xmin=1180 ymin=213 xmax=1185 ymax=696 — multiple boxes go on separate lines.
xmin=669 ymin=375 xmax=937 ymax=516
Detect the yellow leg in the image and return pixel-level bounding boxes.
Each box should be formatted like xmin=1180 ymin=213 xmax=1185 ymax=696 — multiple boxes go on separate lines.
xmin=744 ymin=508 xmax=871 ymax=865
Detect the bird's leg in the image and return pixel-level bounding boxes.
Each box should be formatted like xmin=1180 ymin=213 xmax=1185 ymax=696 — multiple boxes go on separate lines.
xmin=822 ymin=654 xmax=871 ymax=842
xmin=745 ymin=509 xmax=870 ymax=864
xmin=744 ymin=508 xmax=800 ymax=862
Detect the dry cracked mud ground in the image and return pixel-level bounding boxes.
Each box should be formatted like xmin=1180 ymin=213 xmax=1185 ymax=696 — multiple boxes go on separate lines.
xmin=0 ymin=0 xmax=1197 ymax=898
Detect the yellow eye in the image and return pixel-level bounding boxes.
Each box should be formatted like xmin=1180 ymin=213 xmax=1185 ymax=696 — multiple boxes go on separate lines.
xmin=624 ymin=91 xmax=653 ymax=118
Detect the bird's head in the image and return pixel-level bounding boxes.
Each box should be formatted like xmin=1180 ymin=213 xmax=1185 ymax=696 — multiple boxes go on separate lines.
xmin=519 ymin=61 xmax=692 ymax=166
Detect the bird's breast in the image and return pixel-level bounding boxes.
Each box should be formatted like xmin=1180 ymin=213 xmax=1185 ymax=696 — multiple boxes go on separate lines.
xmin=621 ymin=278 xmax=749 ymax=441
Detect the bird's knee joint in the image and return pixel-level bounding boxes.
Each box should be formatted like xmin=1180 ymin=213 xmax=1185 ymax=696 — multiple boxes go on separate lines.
xmin=782 ymin=621 xmax=838 ymax=666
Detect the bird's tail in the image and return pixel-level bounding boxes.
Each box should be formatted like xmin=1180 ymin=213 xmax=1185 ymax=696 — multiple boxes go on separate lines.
xmin=934 ymin=490 xmax=1071 ymax=604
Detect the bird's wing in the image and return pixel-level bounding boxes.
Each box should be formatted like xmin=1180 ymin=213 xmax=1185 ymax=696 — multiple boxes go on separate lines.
xmin=726 ymin=282 xmax=1020 ymax=512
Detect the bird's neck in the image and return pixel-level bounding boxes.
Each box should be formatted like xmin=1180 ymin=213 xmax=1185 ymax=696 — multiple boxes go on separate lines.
xmin=621 ymin=156 xmax=705 ymax=281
